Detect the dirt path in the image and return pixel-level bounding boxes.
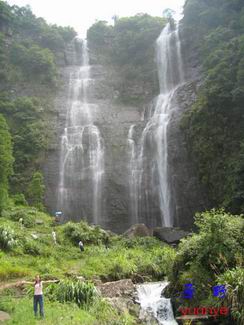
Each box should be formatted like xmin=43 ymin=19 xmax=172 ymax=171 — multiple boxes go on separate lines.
xmin=0 ymin=279 xmax=26 ymax=292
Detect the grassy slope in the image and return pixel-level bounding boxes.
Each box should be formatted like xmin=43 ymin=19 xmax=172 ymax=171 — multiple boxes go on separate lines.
xmin=0 ymin=205 xmax=175 ymax=324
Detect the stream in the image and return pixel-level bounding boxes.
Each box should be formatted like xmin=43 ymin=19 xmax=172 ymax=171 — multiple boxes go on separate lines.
xmin=136 ymin=282 xmax=178 ymax=325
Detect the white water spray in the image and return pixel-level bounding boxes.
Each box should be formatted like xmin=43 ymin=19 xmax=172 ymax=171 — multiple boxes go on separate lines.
xmin=137 ymin=282 xmax=178 ymax=325
xmin=57 ymin=40 xmax=104 ymax=224
xmin=128 ymin=23 xmax=184 ymax=226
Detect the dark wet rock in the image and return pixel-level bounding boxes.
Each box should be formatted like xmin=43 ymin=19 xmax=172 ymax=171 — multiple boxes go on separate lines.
xmin=153 ymin=227 xmax=190 ymax=244
xmin=123 ymin=224 xmax=152 ymax=238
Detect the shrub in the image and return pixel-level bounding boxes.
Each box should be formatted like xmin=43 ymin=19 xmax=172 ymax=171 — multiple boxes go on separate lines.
xmin=27 ymin=171 xmax=45 ymax=210
xmin=12 ymin=193 xmax=27 ymax=206
xmin=46 ymin=280 xmax=97 ymax=307
xmin=0 ymin=226 xmax=17 ymax=250
xmin=168 ymin=209 xmax=244 ymax=308
xmin=23 ymin=239 xmax=41 ymax=256
xmin=7 ymin=209 xmax=35 ymax=228
xmin=62 ymin=221 xmax=110 ymax=245
xmin=216 ymin=267 xmax=244 ymax=325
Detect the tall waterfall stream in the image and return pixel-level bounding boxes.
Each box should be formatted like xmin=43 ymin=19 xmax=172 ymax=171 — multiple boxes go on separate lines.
xmin=57 ymin=40 xmax=104 ymax=224
xmin=128 ymin=23 xmax=184 ymax=227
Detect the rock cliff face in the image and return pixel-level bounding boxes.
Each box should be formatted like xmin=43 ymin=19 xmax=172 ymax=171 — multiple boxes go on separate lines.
xmin=44 ymin=27 xmax=209 ymax=232
xmin=44 ymin=43 xmax=144 ymax=232
xmin=166 ymin=26 xmax=209 ymax=228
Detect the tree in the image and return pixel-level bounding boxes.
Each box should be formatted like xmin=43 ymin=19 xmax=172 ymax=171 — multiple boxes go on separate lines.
xmin=0 ymin=114 xmax=13 ymax=214
xmin=27 ymin=171 xmax=45 ymax=210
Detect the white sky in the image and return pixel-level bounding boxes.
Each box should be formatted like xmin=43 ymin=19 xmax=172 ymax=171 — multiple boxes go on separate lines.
xmin=7 ymin=0 xmax=185 ymax=37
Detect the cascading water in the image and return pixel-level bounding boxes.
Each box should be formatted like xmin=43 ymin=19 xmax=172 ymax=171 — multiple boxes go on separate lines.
xmin=137 ymin=282 xmax=177 ymax=325
xmin=128 ymin=124 xmax=139 ymax=224
xmin=128 ymin=22 xmax=184 ymax=227
xmin=57 ymin=40 xmax=104 ymax=224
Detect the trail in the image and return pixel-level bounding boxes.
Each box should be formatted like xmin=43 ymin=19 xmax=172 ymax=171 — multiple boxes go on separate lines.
xmin=0 ymin=279 xmax=26 ymax=292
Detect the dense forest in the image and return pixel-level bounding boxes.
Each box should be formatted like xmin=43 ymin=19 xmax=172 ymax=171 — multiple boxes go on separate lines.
xmin=182 ymin=0 xmax=244 ymax=213
xmin=0 ymin=0 xmax=243 ymax=324
xmin=0 ymin=0 xmax=76 ymax=210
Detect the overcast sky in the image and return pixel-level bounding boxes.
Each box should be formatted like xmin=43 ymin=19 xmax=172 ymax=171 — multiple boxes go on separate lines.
xmin=7 ymin=0 xmax=185 ymax=37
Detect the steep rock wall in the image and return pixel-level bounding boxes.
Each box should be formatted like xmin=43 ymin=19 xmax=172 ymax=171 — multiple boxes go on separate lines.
xmin=44 ymin=45 xmax=143 ymax=232
xmin=44 ymin=28 xmax=209 ymax=232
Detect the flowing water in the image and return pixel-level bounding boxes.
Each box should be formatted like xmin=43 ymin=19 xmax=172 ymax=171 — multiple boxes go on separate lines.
xmin=137 ymin=282 xmax=178 ymax=325
xmin=128 ymin=23 xmax=184 ymax=227
xmin=57 ymin=40 xmax=104 ymax=224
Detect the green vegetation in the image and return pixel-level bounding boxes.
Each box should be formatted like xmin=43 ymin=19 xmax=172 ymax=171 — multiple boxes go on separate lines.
xmin=0 ymin=114 xmax=13 ymax=213
xmin=27 ymin=172 xmax=45 ymax=210
xmin=0 ymin=204 xmax=176 ymax=324
xmin=87 ymin=14 xmax=166 ymax=104
xmin=0 ymin=206 xmax=175 ymax=281
xmin=168 ymin=209 xmax=244 ymax=324
xmin=0 ymin=0 xmax=76 ymax=202
xmin=0 ymin=296 xmax=135 ymax=325
xmin=46 ymin=280 xmax=97 ymax=307
xmin=1 ymin=205 xmax=243 ymax=324
xmin=182 ymin=0 xmax=244 ymax=213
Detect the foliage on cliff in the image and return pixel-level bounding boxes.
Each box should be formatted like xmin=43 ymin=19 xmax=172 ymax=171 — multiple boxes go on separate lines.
xmin=182 ymin=0 xmax=244 ymax=213
xmin=0 ymin=114 xmax=13 ymax=213
xmin=0 ymin=1 xmax=76 ymax=205
xmin=87 ymin=14 xmax=166 ymax=104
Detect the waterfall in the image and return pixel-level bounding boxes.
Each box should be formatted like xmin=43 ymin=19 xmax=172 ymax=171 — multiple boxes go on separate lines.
xmin=57 ymin=40 xmax=104 ymax=224
xmin=137 ymin=282 xmax=177 ymax=325
xmin=128 ymin=22 xmax=184 ymax=227
xmin=128 ymin=125 xmax=139 ymax=224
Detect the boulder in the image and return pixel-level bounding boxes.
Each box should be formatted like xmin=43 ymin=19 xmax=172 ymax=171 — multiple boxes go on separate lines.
xmin=153 ymin=227 xmax=190 ymax=244
xmin=123 ymin=224 xmax=152 ymax=238
xmin=139 ymin=308 xmax=158 ymax=325
xmin=0 ymin=311 xmax=11 ymax=322
xmin=35 ymin=219 xmax=44 ymax=225
xmin=76 ymin=276 xmax=85 ymax=282
xmin=31 ymin=233 xmax=38 ymax=240
xmin=96 ymin=279 xmax=134 ymax=298
xmin=106 ymin=297 xmax=141 ymax=319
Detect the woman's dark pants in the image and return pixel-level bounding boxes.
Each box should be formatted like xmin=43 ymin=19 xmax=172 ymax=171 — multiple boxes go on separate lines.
xmin=33 ymin=295 xmax=44 ymax=317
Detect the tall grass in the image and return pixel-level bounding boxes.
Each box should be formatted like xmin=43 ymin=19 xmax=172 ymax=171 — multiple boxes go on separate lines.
xmin=0 ymin=296 xmax=135 ymax=325
xmin=46 ymin=280 xmax=97 ymax=308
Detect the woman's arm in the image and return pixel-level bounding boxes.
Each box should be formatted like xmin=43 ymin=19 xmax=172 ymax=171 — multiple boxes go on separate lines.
xmin=20 ymin=281 xmax=34 ymax=285
xmin=42 ymin=280 xmax=59 ymax=284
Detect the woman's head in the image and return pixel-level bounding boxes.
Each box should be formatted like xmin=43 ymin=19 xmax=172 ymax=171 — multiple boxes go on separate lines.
xmin=35 ymin=275 xmax=41 ymax=282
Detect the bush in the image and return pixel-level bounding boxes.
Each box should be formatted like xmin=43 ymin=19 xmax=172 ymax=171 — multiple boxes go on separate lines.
xmin=7 ymin=209 xmax=35 ymax=228
xmin=216 ymin=267 xmax=244 ymax=325
xmin=23 ymin=239 xmax=41 ymax=256
xmin=0 ymin=226 xmax=17 ymax=250
xmin=62 ymin=221 xmax=110 ymax=245
xmin=168 ymin=209 xmax=244 ymax=309
xmin=12 ymin=194 xmax=27 ymax=206
xmin=46 ymin=280 xmax=97 ymax=308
